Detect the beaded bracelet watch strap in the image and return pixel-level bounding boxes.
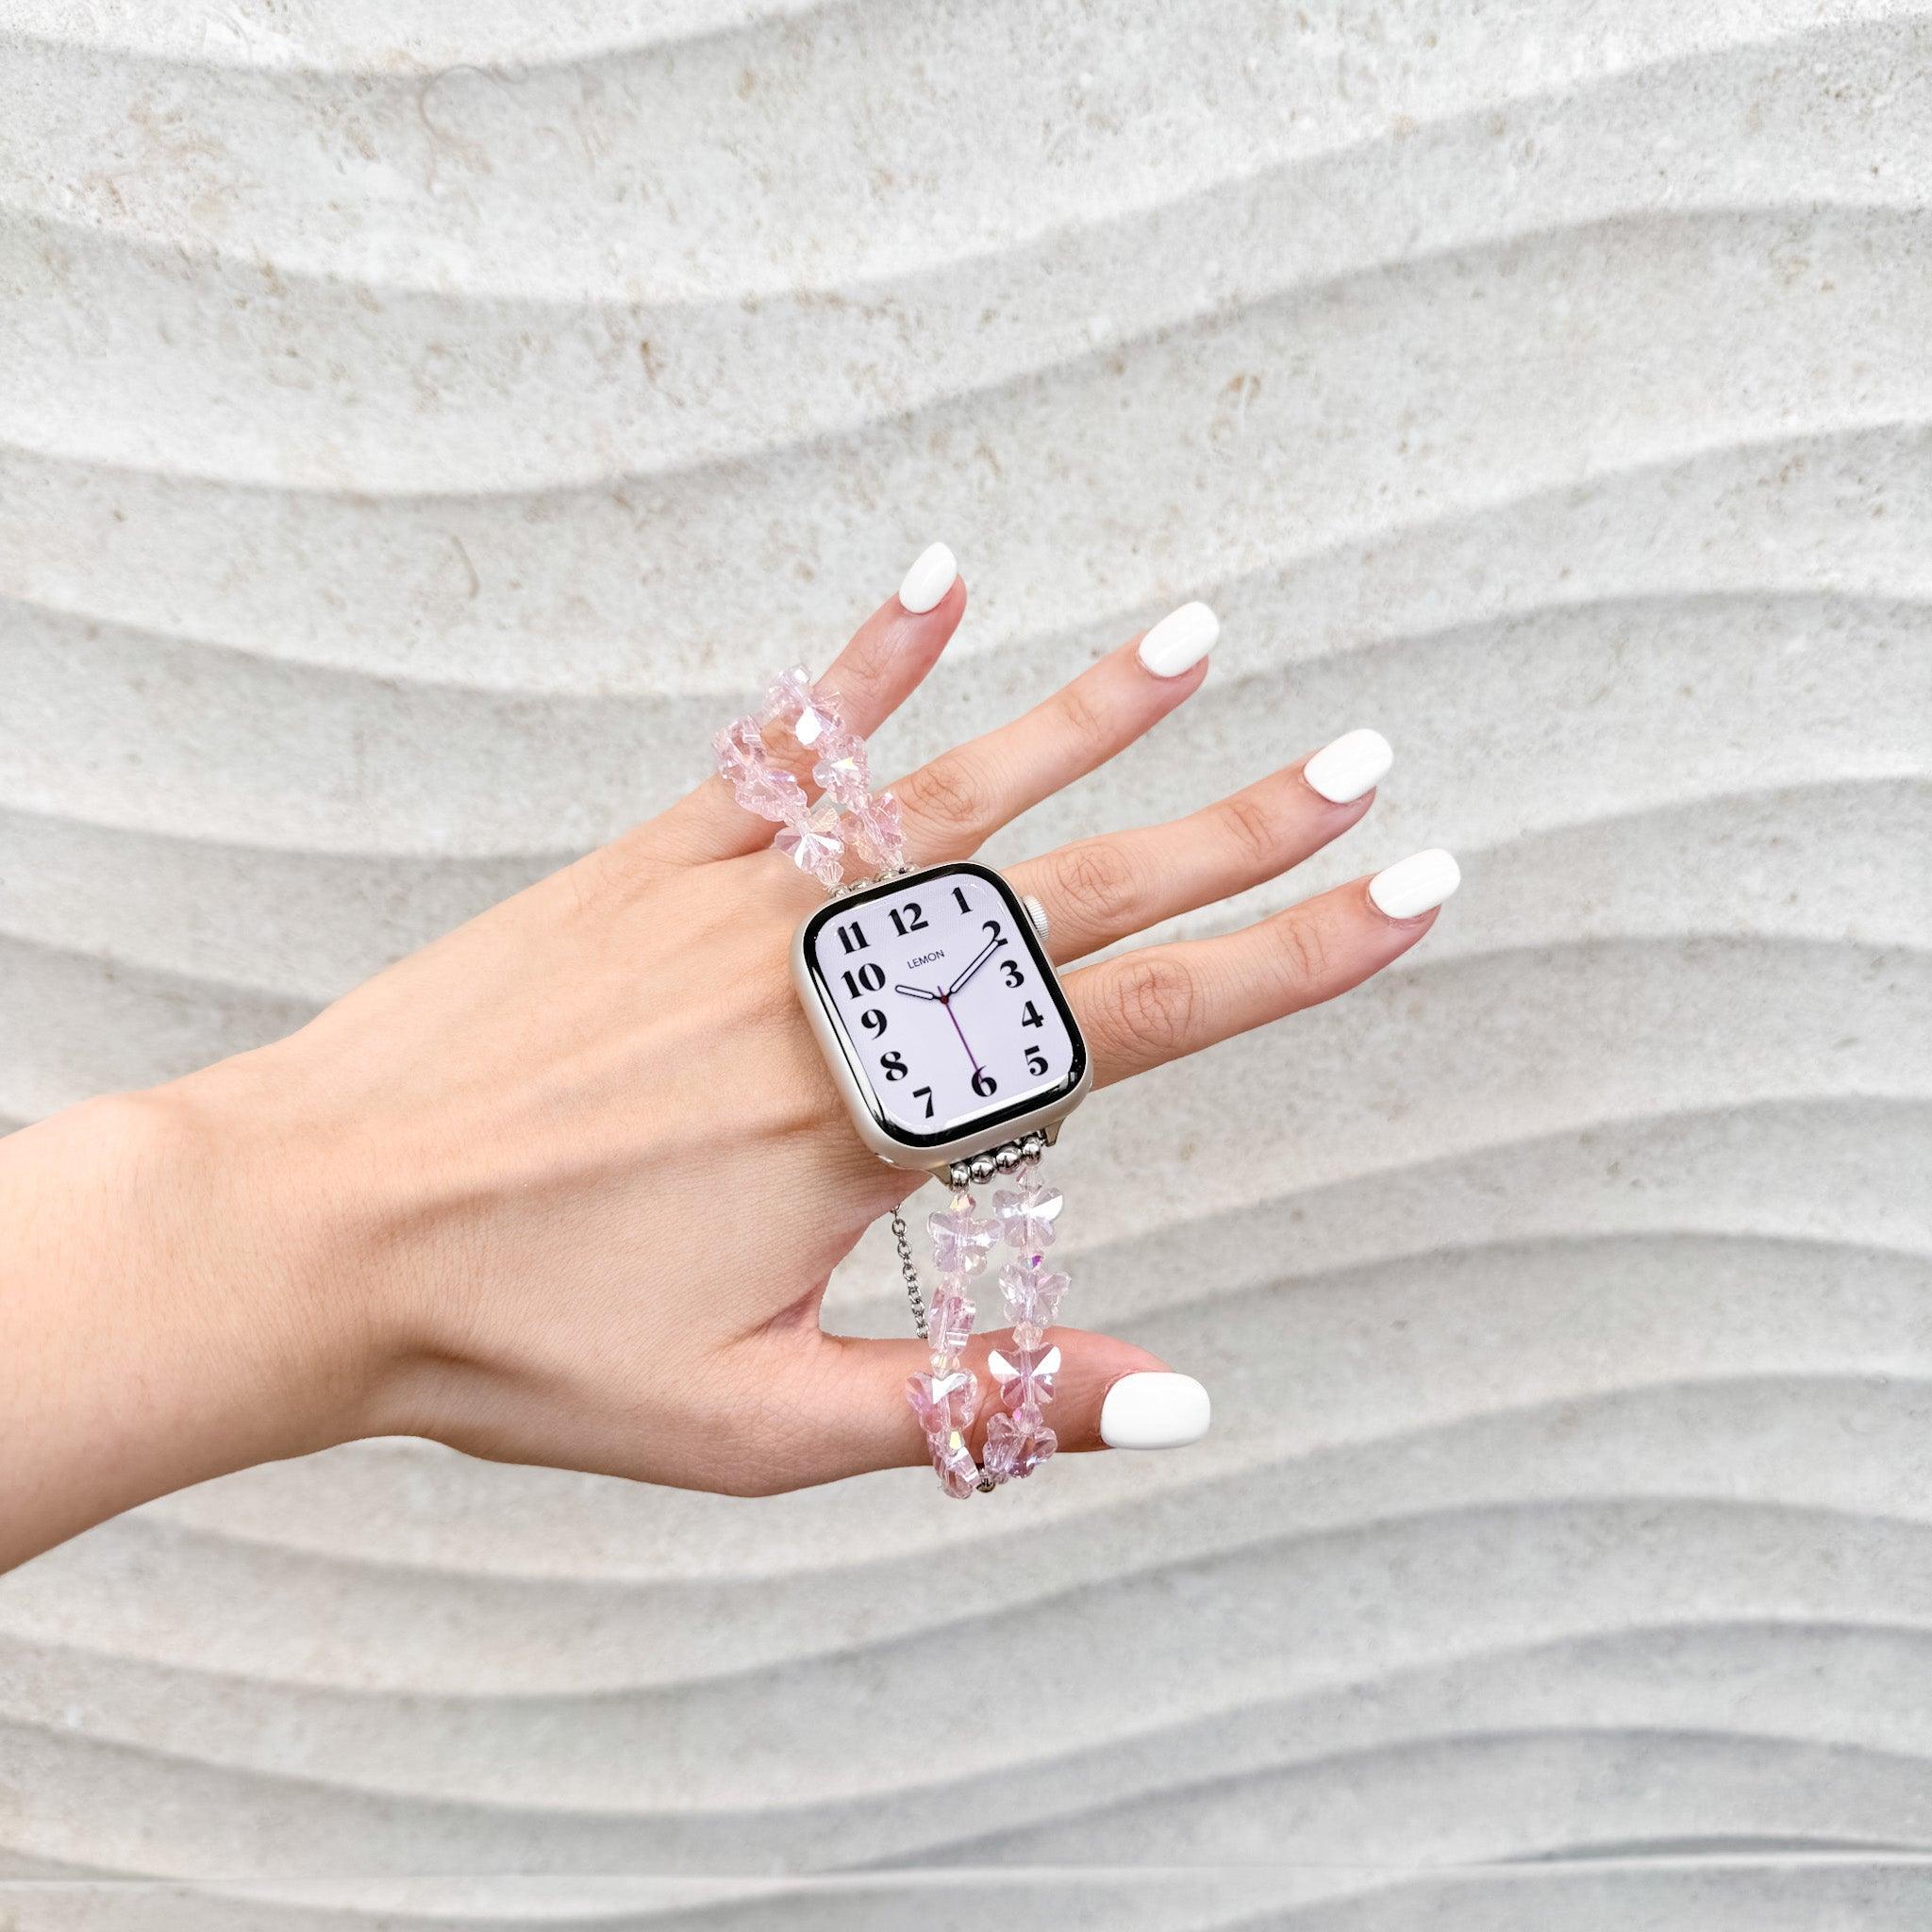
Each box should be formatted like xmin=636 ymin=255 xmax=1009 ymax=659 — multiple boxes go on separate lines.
xmin=715 ymin=663 xmax=1070 ymax=1498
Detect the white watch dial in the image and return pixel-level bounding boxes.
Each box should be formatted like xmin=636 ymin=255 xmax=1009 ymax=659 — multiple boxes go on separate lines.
xmin=807 ymin=867 xmax=1081 ymax=1145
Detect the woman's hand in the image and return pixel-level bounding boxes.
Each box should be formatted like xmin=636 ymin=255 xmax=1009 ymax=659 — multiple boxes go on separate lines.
xmin=0 ymin=550 xmax=1457 ymax=1565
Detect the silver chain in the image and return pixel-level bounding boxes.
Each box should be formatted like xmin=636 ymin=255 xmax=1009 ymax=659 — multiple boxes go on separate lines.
xmin=891 ymin=1208 xmax=927 ymax=1340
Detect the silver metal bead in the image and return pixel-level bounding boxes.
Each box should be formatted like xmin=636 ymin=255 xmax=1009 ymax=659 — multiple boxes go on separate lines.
xmin=1022 ymin=1131 xmax=1046 ymax=1162
xmin=969 ymin=1154 xmax=996 ymax=1186
xmin=994 ymin=1143 xmax=1022 ymax=1174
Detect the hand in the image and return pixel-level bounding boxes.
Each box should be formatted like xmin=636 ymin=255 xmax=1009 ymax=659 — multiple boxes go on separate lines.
xmin=891 ymin=983 xmax=944 ymax=1001
xmin=943 ymin=932 xmax=1006 ymax=999
xmin=1 ymin=558 xmax=1455 ymax=1563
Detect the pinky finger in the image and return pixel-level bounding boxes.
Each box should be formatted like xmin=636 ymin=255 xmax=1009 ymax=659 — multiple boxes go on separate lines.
xmin=1070 ymin=849 xmax=1462 ymax=1085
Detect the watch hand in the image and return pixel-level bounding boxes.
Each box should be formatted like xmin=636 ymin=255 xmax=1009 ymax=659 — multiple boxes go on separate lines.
xmin=891 ymin=983 xmax=943 ymax=1000
xmin=941 ymin=997 xmax=981 ymax=1074
xmin=945 ymin=935 xmax=1004 ymax=998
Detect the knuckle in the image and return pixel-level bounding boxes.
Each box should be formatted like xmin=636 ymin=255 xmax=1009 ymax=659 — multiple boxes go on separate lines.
xmin=1267 ymin=911 xmax=1329 ymax=999
xmin=1051 ymin=839 xmax=1141 ymax=931
xmin=1053 ymin=675 xmax=1117 ymax=757
xmin=1215 ymin=790 xmax=1287 ymax=869
xmin=1106 ymin=953 xmax=1198 ymax=1057
xmin=904 ymin=752 xmax=998 ymax=838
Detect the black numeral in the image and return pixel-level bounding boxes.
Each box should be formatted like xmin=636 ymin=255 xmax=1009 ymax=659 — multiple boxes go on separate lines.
xmin=972 ymin=1068 xmax=998 ymax=1099
xmin=835 ymin=920 xmax=868 ymax=954
xmin=842 ymin=962 xmax=885 ymax=998
xmin=889 ymin=901 xmax=928 ymax=937
xmin=1020 ymin=999 xmax=1043 ymax=1028
xmin=858 ymin=1007 xmax=887 ymax=1037
xmin=982 ymin=917 xmax=1005 ymax=942
xmin=952 ymin=885 xmax=972 ymax=914
xmin=1025 ymin=1046 xmax=1048 ymax=1077
xmin=1000 ymin=958 xmax=1024 ymax=989
xmin=880 ymin=1050 xmax=908 ymax=1082
xmin=912 ymin=1084 xmax=935 ymax=1119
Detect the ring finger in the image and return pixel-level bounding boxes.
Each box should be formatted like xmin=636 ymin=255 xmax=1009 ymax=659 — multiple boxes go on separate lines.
xmin=1008 ymin=726 xmax=1394 ymax=966
xmin=1066 ymin=850 xmax=1464 ymax=1087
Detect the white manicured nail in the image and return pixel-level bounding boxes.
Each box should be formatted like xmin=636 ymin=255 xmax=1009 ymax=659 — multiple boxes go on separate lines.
xmin=1100 ymin=1372 xmax=1212 ymax=1450
xmin=898 ymin=542 xmax=958 ymax=614
xmin=1369 ymin=847 xmax=1461 ymax=920
xmin=1137 ymin=601 xmax=1219 ymax=677
xmin=1303 ymin=727 xmax=1392 ymax=804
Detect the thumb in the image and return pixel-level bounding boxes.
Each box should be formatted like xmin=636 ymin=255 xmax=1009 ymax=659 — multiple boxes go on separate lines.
xmin=793 ymin=1325 xmax=1212 ymax=1488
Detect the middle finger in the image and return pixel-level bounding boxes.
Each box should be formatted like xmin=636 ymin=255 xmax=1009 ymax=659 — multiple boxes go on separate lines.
xmin=888 ymin=602 xmax=1220 ymax=862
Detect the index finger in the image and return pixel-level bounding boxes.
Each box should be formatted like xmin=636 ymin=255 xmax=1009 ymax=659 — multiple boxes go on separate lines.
xmin=644 ymin=543 xmax=967 ymax=867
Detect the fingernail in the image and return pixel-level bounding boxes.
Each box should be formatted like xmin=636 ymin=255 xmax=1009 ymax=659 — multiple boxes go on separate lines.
xmin=1100 ymin=1372 xmax=1212 ymax=1450
xmin=898 ymin=541 xmax=958 ymax=615
xmin=1368 ymin=847 xmax=1461 ymax=919
xmin=1137 ymin=601 xmax=1219 ymax=677
xmin=1303 ymin=727 xmax=1392 ymax=805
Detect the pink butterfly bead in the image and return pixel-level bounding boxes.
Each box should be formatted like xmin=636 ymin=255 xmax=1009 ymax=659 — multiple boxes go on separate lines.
xmin=931 ymin=1434 xmax=982 ymax=1501
xmin=983 ymin=1409 xmax=1058 ymax=1483
xmin=906 ymin=1368 xmax=979 ymax=1441
xmin=811 ymin=729 xmax=871 ymax=806
xmin=995 ymin=1175 xmax=1064 ymax=1250
xmin=774 ymin=818 xmax=844 ymax=890
xmin=999 ymin=1256 xmax=1069 ymax=1336
xmin=987 ymin=1342 xmax=1062 ymax=1412
xmin=927 ymin=1197 xmax=998 ymax=1275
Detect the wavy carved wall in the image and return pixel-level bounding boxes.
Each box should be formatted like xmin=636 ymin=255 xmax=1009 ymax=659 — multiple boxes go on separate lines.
xmin=3 ymin=1 xmax=1930 ymax=1923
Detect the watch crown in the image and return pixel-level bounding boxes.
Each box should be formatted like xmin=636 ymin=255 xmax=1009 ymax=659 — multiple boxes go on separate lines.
xmin=1022 ymin=893 xmax=1049 ymax=941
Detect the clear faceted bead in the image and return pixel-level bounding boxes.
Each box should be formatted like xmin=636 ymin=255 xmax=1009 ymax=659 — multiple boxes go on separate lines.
xmin=927 ymin=1195 xmax=998 ymax=1275
xmin=811 ymin=728 xmax=871 ymax=806
xmin=845 ymin=791 xmax=906 ymax=871
xmin=996 ymin=1174 xmax=1064 ymax=1250
xmin=925 ymin=1282 xmax=976 ymax=1366
xmin=905 ymin=1367 xmax=979 ymax=1441
xmin=988 ymin=1342 xmax=1062 ymax=1410
xmin=983 ymin=1409 xmax=1058 ymax=1483
xmin=932 ymin=1432 xmax=981 ymax=1501
xmin=774 ymin=816 xmax=845 ymax=889
xmin=999 ymin=1255 xmax=1069 ymax=1334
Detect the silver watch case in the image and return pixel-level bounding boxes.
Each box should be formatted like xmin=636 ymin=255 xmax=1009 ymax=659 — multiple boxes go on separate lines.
xmin=791 ymin=861 xmax=1091 ymax=1176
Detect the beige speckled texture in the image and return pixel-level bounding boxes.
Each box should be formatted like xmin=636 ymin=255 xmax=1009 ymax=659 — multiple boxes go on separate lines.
xmin=4 ymin=0 xmax=1931 ymax=1920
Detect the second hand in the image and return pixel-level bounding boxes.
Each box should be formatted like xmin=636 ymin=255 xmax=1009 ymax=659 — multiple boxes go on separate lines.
xmin=937 ymin=991 xmax=980 ymax=1074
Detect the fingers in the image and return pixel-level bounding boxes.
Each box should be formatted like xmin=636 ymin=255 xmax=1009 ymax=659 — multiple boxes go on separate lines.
xmin=772 ymin=1324 xmax=1210 ymax=1488
xmin=644 ymin=544 xmax=967 ymax=867
xmin=1068 ymin=850 xmax=1462 ymax=1086
xmin=888 ymin=602 xmax=1220 ymax=864
xmin=1008 ymin=727 xmax=1393 ymax=965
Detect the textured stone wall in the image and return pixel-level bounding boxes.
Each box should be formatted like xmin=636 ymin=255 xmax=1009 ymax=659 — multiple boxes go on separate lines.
xmin=3 ymin=1 xmax=1930 ymax=1921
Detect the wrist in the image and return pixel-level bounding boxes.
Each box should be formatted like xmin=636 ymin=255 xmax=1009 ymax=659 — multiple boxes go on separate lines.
xmin=155 ymin=1053 xmax=406 ymax=1454
xmin=0 ymin=1073 xmax=392 ymax=1567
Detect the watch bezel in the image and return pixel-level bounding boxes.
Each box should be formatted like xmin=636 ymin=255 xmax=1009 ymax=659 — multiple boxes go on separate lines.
xmin=791 ymin=860 xmax=1091 ymax=1170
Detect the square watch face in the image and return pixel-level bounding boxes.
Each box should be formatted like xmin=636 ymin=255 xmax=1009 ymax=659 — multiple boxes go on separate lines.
xmin=799 ymin=863 xmax=1086 ymax=1149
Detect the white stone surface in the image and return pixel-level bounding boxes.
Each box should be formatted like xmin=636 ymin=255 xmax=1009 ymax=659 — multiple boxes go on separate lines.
xmin=3 ymin=0 xmax=1931 ymax=1918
